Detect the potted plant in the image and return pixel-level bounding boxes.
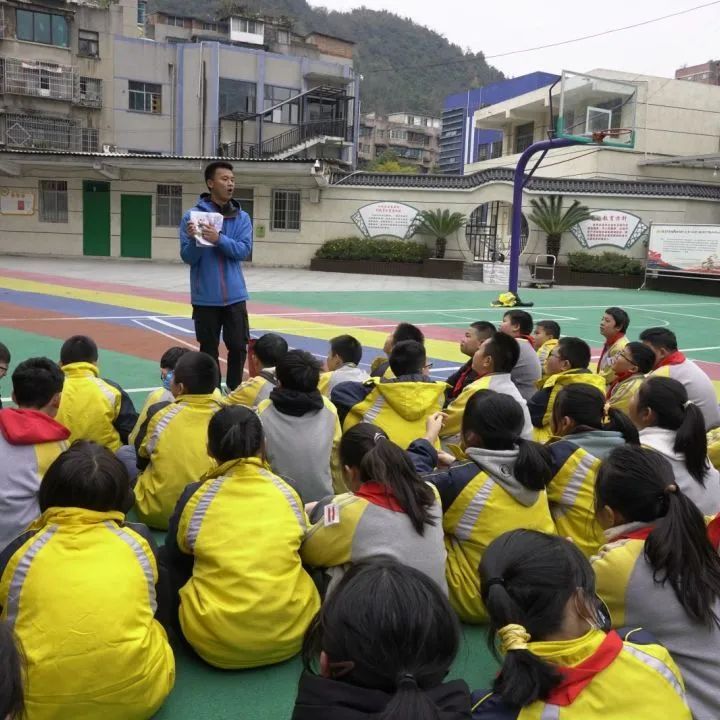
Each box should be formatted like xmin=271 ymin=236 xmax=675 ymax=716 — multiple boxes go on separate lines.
xmin=528 ymin=196 xmax=595 ymax=258
xmin=413 ymin=209 xmax=466 ymax=259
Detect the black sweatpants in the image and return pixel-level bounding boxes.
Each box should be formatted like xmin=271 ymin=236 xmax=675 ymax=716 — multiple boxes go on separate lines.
xmin=192 ymin=302 xmax=249 ymax=390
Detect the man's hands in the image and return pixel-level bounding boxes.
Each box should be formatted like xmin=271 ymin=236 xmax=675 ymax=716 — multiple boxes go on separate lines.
xmin=187 ymin=220 xmax=220 ymax=245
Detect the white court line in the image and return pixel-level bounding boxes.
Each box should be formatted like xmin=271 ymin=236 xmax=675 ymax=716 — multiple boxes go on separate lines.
xmin=623 ymin=306 xmax=720 ymax=322
xmin=150 ymin=317 xmax=195 ymax=334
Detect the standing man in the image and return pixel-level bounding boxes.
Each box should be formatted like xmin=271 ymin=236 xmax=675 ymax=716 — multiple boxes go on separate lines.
xmin=179 ymin=162 xmax=252 ymax=390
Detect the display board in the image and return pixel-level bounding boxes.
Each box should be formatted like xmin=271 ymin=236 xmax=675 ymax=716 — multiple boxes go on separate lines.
xmin=647 ymin=224 xmax=720 ymax=277
xmin=351 ymin=202 xmax=420 ymax=240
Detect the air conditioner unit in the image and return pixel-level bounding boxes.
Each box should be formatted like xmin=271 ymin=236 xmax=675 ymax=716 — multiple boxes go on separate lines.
xmin=102 ymin=143 xmax=117 ymax=153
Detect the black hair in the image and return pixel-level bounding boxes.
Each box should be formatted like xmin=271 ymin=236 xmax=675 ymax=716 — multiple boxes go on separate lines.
xmin=253 ymin=333 xmax=289 ymax=368
xmin=480 ymin=530 xmax=597 ymax=707
xmin=330 ymin=334 xmax=363 ymax=366
xmin=207 ymin=405 xmax=263 ymax=463
xmin=535 ymin=320 xmax=560 ymax=339
xmin=483 ymin=332 xmax=520 ymax=373
xmin=624 ymin=341 xmax=656 ymax=375
xmin=0 ymin=621 xmax=24 ymax=720
xmin=301 ymin=558 xmax=460 ymax=720
xmin=0 ymin=342 xmax=10 ymax=364
xmin=470 ymin=321 xmax=497 ymax=338
xmin=12 ymin=357 xmax=64 ymax=409
xmin=389 ymin=340 xmax=426 ymax=377
xmin=60 ymin=335 xmax=98 ymax=364
xmin=552 ymin=384 xmax=638 ymax=444
xmin=173 ymin=351 xmax=219 ymax=394
xmin=604 ymin=307 xmax=630 ymax=333
xmin=503 ymin=310 xmax=533 ymax=335
xmin=596 ymin=445 xmax=720 ymax=628
xmin=462 ymin=390 xmax=552 ymax=491
xmin=393 ymin=323 xmax=425 ymax=345
xmin=204 ymin=160 xmax=233 ymax=185
xmin=556 ymin=337 xmax=591 ymax=370
xmin=639 ymin=327 xmax=678 ymax=352
xmin=339 ymin=423 xmax=436 ymax=536
xmin=159 ymin=346 xmax=190 ymax=370
xmin=276 ymin=349 xmax=321 ymax=392
xmin=636 ymin=376 xmax=709 ymax=485
xmin=39 ymin=441 xmax=133 ymax=513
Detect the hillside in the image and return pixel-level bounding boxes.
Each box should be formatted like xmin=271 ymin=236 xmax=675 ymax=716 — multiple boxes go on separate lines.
xmin=148 ymin=0 xmax=504 ymax=116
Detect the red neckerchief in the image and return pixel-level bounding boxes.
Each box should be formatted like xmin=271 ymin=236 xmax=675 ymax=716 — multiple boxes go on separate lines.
xmin=620 ymin=520 xmax=720 ymax=551
xmin=452 ymin=362 xmax=475 ymax=397
xmin=355 ymin=482 xmax=404 ymax=513
xmin=654 ymin=351 xmax=687 ymax=370
xmin=618 ymin=526 xmax=653 ymax=541
xmin=606 ymin=370 xmax=635 ymax=399
xmin=597 ymin=332 xmax=625 ymax=373
xmin=545 ymin=631 xmax=623 ymax=706
xmin=519 ymin=334 xmax=535 ymax=350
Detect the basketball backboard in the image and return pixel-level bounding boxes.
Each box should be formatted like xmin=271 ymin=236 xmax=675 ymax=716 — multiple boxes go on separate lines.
xmin=555 ymin=71 xmax=637 ymax=149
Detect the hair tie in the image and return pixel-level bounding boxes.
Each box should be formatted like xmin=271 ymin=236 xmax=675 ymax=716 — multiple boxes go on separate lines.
xmin=397 ymin=673 xmax=418 ymax=690
xmin=486 ymin=577 xmax=505 ymax=589
xmin=684 ymin=400 xmax=694 ymax=409
xmin=664 ymin=484 xmax=678 ymax=495
xmin=498 ymin=624 xmax=531 ymax=654
xmin=373 ymin=432 xmax=386 ymax=444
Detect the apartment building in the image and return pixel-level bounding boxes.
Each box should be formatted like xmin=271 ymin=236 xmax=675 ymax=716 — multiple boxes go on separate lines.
xmin=676 ymin=60 xmax=720 ymax=86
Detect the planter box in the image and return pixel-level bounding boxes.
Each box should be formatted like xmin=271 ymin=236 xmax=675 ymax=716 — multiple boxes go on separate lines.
xmin=422 ymin=258 xmax=465 ymax=279
xmin=554 ymin=265 xmax=642 ymax=289
xmin=310 ymin=257 xmax=465 ymax=279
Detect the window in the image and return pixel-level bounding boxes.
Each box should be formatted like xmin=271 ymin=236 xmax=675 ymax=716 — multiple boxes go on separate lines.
xmin=128 ymin=81 xmax=161 ymax=113
xmin=78 ymin=29 xmax=99 ymax=57
xmin=202 ymin=22 xmax=216 ymax=31
xmin=166 ymin=15 xmax=185 ymax=27
xmin=264 ymin=85 xmax=299 ymax=124
xmin=272 ymin=190 xmax=300 ymax=230
xmin=16 ymin=9 xmax=69 ymax=47
xmin=219 ymin=78 xmax=256 ymax=116
xmin=389 ymin=129 xmax=408 ymax=141
xmin=476 ymin=141 xmax=503 ymax=162
xmin=156 ymin=184 xmax=182 ymax=227
xmin=39 ymin=181 xmax=68 ymax=223
xmin=276 ymin=29 xmax=289 ymax=43
xmin=137 ymin=1 xmax=147 ymax=25
xmin=232 ymin=18 xmax=263 ymax=34
xmin=515 ymin=122 xmax=535 ymax=153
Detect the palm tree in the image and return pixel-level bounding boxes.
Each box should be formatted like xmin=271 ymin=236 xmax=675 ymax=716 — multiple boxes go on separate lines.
xmin=413 ymin=209 xmax=467 ymax=259
xmin=528 ymin=196 xmax=595 ymax=259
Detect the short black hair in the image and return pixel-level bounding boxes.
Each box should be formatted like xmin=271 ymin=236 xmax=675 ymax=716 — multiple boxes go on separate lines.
xmin=639 ymin=327 xmax=678 ymax=352
xmin=484 ymin=332 xmax=520 ymax=373
xmin=605 ymin=307 xmax=630 ymax=333
xmin=253 ymin=333 xmax=289 ymax=367
xmin=173 ymin=351 xmax=219 ymax=394
xmin=536 ymin=320 xmax=560 ymax=339
xmin=330 ymin=334 xmax=363 ymax=365
xmin=12 ymin=357 xmax=64 ymax=409
xmin=393 ymin=323 xmax=425 ymax=345
xmin=556 ymin=337 xmax=591 ymax=369
xmin=389 ymin=340 xmax=426 ymax=377
xmin=276 ymin=349 xmax=321 ymax=392
xmin=204 ymin=161 xmax=233 ymax=185
xmin=470 ymin=321 xmax=497 ymax=338
xmin=503 ymin=310 xmax=533 ymax=335
xmin=60 ymin=335 xmax=98 ymax=365
xmin=625 ymin=341 xmax=656 ymax=374
xmin=0 ymin=342 xmax=10 ymax=364
xmin=160 ymin=346 xmax=190 ymax=370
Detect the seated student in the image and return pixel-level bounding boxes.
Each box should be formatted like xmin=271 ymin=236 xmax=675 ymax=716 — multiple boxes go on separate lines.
xmin=709 ymin=427 xmax=720 ymax=472
xmin=411 ymin=390 xmax=555 ymax=624
xmin=301 ymin=423 xmax=447 ymax=596
xmin=641 ymin=327 xmax=720 ymax=430
xmin=0 ymin=442 xmax=175 ymax=720
xmin=597 ymin=306 xmax=630 ymax=385
xmin=225 ymin=333 xmax=288 ymax=408
xmin=318 ymin=334 xmax=369 ymax=396
xmin=628 ymin=376 xmax=720 ymax=515
xmin=528 ymin=337 xmax=606 ymax=443
xmin=0 ymin=620 xmax=25 ymax=720
xmin=534 ymin=320 xmax=560 ymax=382
xmin=258 ymin=349 xmax=343 ymax=503
xmin=134 ymin=351 xmax=223 ymax=529
xmin=442 ymin=333 xmax=532 ymax=446
xmin=293 ymin=558 xmax=471 ymax=720
xmin=593 ymin=445 xmax=720 ymax=720
xmin=370 ymin=322 xmax=425 ymax=379
xmin=445 ymin=321 xmax=496 ymax=406
xmin=332 ymin=340 xmax=446 ymax=450
xmin=0 ymin=341 xmax=10 ymax=410
xmin=56 ymin=335 xmax=137 ymax=451
xmin=164 ymin=405 xmax=319 ymax=669
xmin=499 ymin=310 xmax=541 ymax=401
xmin=472 ymin=529 xmax=691 ymax=720
xmin=546 ymin=384 xmax=638 ymax=557
xmin=606 ymin=341 xmax=656 ymax=414
xmin=0 ymin=358 xmax=70 ymax=551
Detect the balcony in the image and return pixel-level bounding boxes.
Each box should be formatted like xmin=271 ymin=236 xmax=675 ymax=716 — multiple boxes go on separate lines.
xmin=0 ymin=113 xmax=99 ymax=152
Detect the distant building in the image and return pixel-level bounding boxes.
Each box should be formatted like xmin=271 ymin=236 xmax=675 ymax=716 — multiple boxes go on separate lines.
xmin=439 ymin=72 xmax=559 ymax=174
xmin=358 ymin=112 xmax=441 ymax=172
xmin=675 ymin=60 xmax=720 ymax=85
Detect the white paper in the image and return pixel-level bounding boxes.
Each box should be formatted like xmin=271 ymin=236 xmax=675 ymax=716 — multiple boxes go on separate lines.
xmin=190 ymin=211 xmax=224 ymax=247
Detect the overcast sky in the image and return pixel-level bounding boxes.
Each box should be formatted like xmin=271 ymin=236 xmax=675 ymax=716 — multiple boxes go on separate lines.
xmin=308 ymin=0 xmax=720 ymax=79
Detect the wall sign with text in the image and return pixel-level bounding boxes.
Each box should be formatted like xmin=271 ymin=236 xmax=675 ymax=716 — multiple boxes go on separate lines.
xmin=0 ymin=189 xmax=35 ymax=215
xmin=570 ymin=211 xmax=648 ymax=250
xmin=647 ymin=224 xmax=720 ymax=276
xmin=351 ymin=202 xmax=420 ymax=240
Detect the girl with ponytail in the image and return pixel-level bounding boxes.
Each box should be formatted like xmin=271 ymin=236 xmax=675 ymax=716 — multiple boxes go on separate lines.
xmin=545 ymin=384 xmax=638 ymax=557
xmin=629 ymin=376 xmax=720 ymax=515
xmin=162 ymin=404 xmax=320 ymax=669
xmin=301 ymin=423 xmax=447 ymax=596
xmin=293 ymin=558 xmax=471 ymax=720
xmin=593 ymin=445 xmax=720 ymax=719
xmin=472 ymin=529 xmax=691 ymax=719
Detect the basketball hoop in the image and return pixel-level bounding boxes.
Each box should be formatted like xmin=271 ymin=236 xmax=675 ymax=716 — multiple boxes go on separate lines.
xmin=590 ymin=128 xmax=633 ymax=144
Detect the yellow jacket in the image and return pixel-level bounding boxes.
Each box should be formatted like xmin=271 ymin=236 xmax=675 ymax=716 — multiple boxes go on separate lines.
xmin=597 ymin=334 xmax=629 ymax=385
xmin=173 ymin=457 xmax=319 ymax=669
xmin=536 ymin=338 xmax=559 ymax=382
xmin=0 ymin=507 xmax=174 ymax=720
xmin=225 ymin=372 xmax=275 ymax=409
xmin=709 ymin=427 xmax=720 ymax=471
xmin=134 ymin=393 xmax=224 ymax=529
xmin=607 ymin=373 xmax=645 ymax=414
xmin=129 ymin=387 xmax=173 ymax=447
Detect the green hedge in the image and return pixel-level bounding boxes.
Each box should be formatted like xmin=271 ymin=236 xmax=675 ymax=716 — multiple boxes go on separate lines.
xmin=315 ymin=237 xmax=430 ymax=263
xmin=567 ymin=251 xmax=643 ymax=275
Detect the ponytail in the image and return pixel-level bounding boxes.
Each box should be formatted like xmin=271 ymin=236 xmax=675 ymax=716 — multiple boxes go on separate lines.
xmin=207 ymin=406 xmax=264 ymax=463
xmin=675 ymin=402 xmax=708 ymax=485
xmin=514 ymin=438 xmax=552 ymax=491
xmin=604 ymin=407 xmax=639 ymax=445
xmin=377 ymin=676 xmax=443 ymax=720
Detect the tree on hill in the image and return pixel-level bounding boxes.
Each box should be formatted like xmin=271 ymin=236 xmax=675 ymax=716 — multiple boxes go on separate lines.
xmin=364 ymin=150 xmax=419 ymax=174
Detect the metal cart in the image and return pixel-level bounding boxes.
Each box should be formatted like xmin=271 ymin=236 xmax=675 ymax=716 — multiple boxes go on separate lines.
xmin=521 ymin=254 xmax=556 ymax=288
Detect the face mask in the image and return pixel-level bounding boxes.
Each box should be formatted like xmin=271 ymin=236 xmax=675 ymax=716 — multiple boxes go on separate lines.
xmin=162 ymin=371 xmax=173 ymax=391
